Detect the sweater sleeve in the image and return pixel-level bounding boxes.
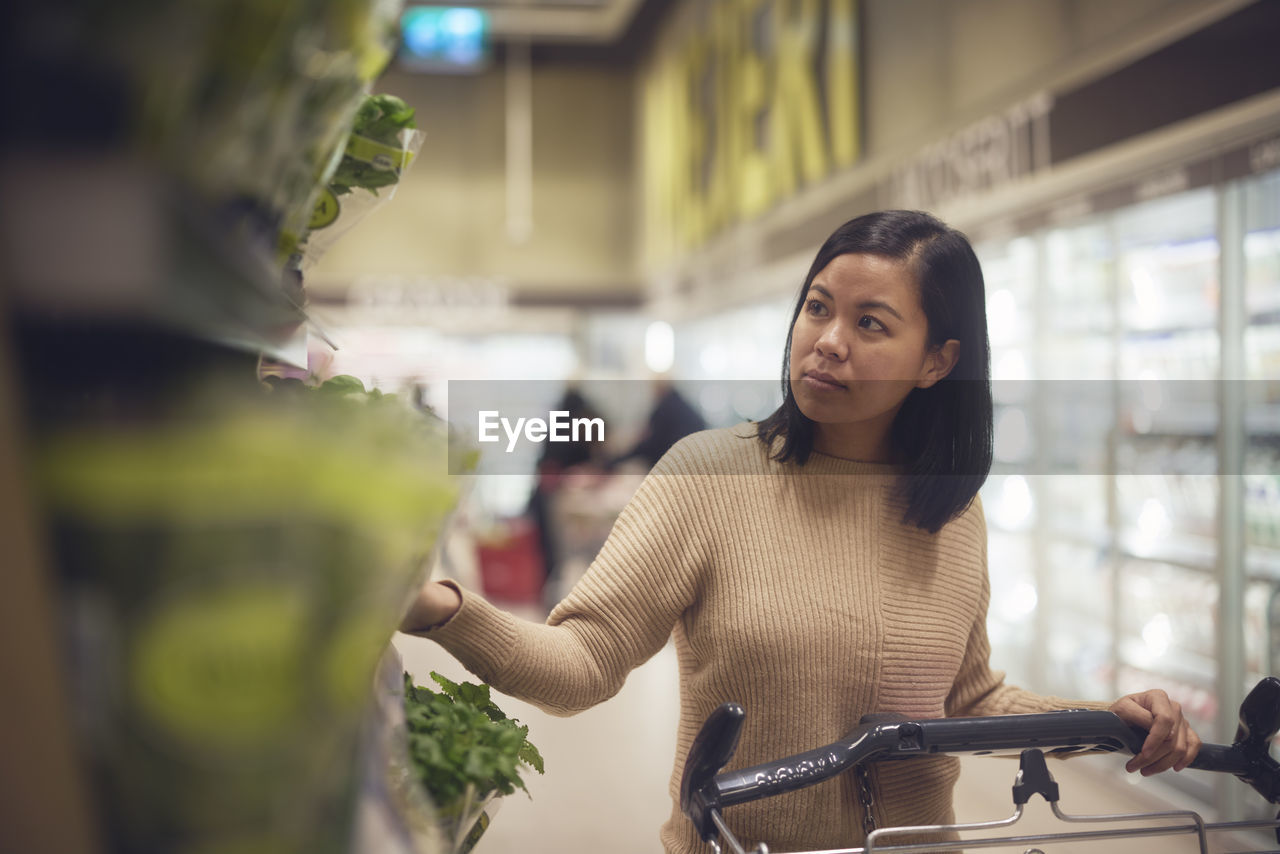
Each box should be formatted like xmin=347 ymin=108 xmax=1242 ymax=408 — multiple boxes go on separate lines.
xmin=945 ymin=500 xmax=1111 ymax=717
xmin=410 ymin=461 xmax=707 ymax=716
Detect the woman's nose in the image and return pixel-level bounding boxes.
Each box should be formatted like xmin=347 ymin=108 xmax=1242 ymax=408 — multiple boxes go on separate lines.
xmin=814 ymin=325 xmax=849 ymax=360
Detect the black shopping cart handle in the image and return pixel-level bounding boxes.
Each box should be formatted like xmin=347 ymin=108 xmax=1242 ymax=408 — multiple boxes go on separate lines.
xmin=681 ymin=676 xmax=1280 ymax=843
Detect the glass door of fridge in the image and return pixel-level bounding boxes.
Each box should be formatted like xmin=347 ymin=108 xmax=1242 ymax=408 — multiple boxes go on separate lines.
xmin=1242 ymin=170 xmax=1280 ymax=694
xmin=1112 ymin=190 xmax=1221 ymax=755
xmin=1035 ymin=220 xmax=1119 ymax=704
xmin=977 ymin=236 xmax=1040 ymax=687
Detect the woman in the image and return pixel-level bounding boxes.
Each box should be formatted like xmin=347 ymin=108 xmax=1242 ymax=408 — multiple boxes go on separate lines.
xmin=403 ymin=210 xmax=1200 ymax=853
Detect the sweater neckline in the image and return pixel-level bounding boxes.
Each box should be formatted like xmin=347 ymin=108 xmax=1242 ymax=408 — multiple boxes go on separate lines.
xmin=802 ymin=449 xmax=904 ymax=476
xmin=732 ymin=422 xmax=904 ymax=477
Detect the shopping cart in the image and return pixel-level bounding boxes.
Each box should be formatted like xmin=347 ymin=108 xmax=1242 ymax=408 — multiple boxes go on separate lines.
xmin=681 ymin=677 xmax=1280 ymax=853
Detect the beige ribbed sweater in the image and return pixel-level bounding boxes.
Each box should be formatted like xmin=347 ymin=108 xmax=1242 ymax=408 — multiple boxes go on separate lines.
xmin=419 ymin=425 xmax=1104 ymax=853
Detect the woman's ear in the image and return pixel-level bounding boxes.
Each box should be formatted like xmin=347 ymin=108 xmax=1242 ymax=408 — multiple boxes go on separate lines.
xmin=917 ymin=339 xmax=960 ymax=389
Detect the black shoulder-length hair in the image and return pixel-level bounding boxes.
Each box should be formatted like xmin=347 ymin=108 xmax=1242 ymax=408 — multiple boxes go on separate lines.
xmin=756 ymin=209 xmax=993 ymax=534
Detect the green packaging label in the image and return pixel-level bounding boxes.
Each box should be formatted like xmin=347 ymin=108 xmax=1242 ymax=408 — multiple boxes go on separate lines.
xmin=309 ymin=188 xmax=341 ymax=229
xmin=130 ymin=584 xmax=307 ymax=749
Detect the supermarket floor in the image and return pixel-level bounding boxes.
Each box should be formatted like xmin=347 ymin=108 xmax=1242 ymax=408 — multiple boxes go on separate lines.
xmin=395 ymin=622 xmax=1269 ymax=854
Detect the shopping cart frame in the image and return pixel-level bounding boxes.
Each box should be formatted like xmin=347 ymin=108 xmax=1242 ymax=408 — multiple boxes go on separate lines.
xmin=681 ymin=677 xmax=1280 ymax=854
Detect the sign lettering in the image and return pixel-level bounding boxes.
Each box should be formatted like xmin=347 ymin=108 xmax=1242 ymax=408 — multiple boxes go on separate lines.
xmin=883 ymin=92 xmax=1054 ymax=212
xmin=644 ymin=0 xmax=861 ymax=253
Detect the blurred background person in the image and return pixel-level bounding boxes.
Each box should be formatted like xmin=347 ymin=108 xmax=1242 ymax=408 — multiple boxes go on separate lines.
xmin=527 ymin=385 xmax=606 ymax=603
xmin=606 ymin=375 xmax=707 ymax=472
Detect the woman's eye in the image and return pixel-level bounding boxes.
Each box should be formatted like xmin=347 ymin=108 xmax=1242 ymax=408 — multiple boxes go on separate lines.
xmin=805 ymin=299 xmax=828 ymax=316
xmin=858 ymin=315 xmax=885 ymax=332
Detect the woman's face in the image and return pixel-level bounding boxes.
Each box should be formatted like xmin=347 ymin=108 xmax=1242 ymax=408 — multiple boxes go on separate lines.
xmin=788 ymin=252 xmax=959 ymax=462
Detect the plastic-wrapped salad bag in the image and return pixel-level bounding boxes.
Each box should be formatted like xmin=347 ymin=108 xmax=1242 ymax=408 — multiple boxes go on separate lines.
xmin=287 ymin=92 xmax=426 ymax=271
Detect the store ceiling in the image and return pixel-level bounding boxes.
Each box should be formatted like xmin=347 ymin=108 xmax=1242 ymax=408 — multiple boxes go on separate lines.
xmin=428 ymin=0 xmax=649 ymax=43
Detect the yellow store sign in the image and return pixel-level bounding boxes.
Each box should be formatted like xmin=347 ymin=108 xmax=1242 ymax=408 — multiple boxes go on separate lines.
xmin=644 ymin=0 xmax=860 ymax=254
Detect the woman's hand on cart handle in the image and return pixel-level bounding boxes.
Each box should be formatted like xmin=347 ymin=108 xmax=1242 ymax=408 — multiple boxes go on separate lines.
xmin=1110 ymin=689 xmax=1202 ymax=776
xmin=400 ymin=581 xmax=463 ymax=633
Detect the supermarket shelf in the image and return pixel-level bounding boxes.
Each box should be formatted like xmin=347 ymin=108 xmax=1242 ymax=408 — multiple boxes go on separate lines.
xmin=1120 ymin=322 xmax=1219 ymax=340
xmin=1118 ymin=643 xmax=1216 ymax=691
xmin=1 ymin=156 xmax=307 ymax=364
xmin=983 ymin=520 xmax=1035 ymax=539
xmin=1044 ymin=526 xmax=1112 ymax=552
xmin=1246 ymin=545 xmax=1280 ymax=581
xmin=1118 ymin=530 xmax=1217 ymax=573
xmin=1043 ymin=321 xmax=1112 ymax=337
xmin=1245 ymin=282 xmax=1280 ymax=322
xmin=1119 ymin=414 xmax=1216 ymax=438
xmin=1246 ymin=406 xmax=1280 ymax=435
xmin=1052 ymin=600 xmax=1112 ymax=630
xmin=1115 ymin=405 xmax=1280 ymax=438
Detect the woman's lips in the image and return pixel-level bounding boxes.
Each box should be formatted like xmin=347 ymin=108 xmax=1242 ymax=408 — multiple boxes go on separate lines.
xmin=799 ymin=371 xmax=847 ymax=392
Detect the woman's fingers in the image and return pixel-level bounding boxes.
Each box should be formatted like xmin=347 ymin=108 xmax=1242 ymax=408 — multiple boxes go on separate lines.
xmin=1137 ymin=722 xmax=1183 ymax=775
xmin=1111 ymin=689 xmax=1200 ymax=775
xmin=1173 ymin=722 xmax=1202 ymax=773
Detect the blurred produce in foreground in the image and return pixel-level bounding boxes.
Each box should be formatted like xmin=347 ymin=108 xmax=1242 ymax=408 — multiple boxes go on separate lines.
xmin=23 ymin=345 xmax=461 ymax=852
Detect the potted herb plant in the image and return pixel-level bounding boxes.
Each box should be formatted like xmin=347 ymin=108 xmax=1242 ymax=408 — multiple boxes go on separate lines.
xmin=402 ymin=672 xmax=544 ymax=854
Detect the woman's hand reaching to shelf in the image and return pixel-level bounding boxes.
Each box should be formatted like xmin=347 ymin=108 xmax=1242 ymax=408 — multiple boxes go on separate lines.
xmin=400 ymin=581 xmax=462 ymax=633
xmin=1110 ymin=689 xmax=1203 ymax=776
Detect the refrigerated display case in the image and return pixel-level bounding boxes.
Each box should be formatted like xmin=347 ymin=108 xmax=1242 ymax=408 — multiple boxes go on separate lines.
xmin=1243 ymin=173 xmax=1280 ymax=766
xmin=1245 ymin=170 xmax=1280 ymax=595
xmin=972 ymin=167 xmax=1280 ymax=819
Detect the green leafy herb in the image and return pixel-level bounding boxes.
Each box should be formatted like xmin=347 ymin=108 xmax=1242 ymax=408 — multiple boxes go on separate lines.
xmin=313 ymin=373 xmax=371 ymax=396
xmin=403 ymin=671 xmax=545 ymax=808
xmin=329 ymin=93 xmax=418 ymax=195
xmin=354 ymin=94 xmax=417 ymax=143
xmin=263 ymin=375 xmax=478 ymax=474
